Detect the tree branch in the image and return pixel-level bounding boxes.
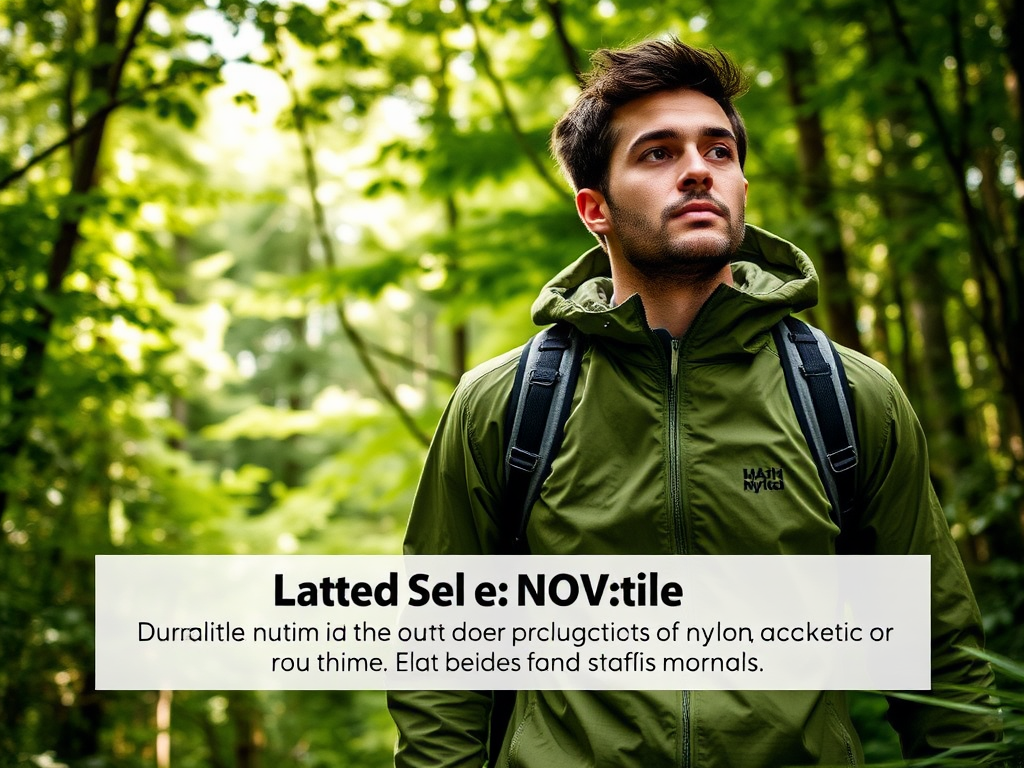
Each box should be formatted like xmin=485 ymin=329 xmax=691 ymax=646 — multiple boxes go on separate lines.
xmin=455 ymin=0 xmax=571 ymax=201
xmin=883 ymin=0 xmax=1012 ymax=357
xmin=542 ymin=0 xmax=583 ymax=85
xmin=433 ymin=32 xmax=469 ymax=380
xmin=948 ymin=0 xmax=970 ymax=175
xmin=62 ymin=1 xmax=82 ymax=166
xmin=110 ymin=0 xmax=153 ymax=94
xmin=0 ymin=63 xmax=221 ymax=191
xmin=883 ymin=0 xmax=966 ymax=176
xmin=364 ymin=340 xmax=459 ymax=385
xmin=270 ymin=31 xmax=432 ymax=447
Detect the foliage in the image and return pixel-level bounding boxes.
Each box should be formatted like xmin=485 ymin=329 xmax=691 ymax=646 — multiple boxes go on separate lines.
xmin=867 ymin=648 xmax=1024 ymax=767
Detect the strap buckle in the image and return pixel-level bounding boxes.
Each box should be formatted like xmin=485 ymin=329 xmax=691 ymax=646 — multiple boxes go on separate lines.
xmin=827 ymin=445 xmax=858 ymax=473
xmin=529 ymin=368 xmax=560 ymax=387
xmin=508 ymin=446 xmax=540 ymax=473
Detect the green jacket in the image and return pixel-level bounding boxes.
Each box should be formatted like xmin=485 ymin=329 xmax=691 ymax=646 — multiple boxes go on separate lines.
xmin=388 ymin=226 xmax=993 ymax=767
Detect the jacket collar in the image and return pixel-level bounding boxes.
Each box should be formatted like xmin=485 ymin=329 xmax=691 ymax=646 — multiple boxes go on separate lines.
xmin=531 ymin=224 xmax=819 ymax=364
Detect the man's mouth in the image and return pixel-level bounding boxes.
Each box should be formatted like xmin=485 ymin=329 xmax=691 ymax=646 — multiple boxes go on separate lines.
xmin=666 ymin=197 xmax=725 ymax=221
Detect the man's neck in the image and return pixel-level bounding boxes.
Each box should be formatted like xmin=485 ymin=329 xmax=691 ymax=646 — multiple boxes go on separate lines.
xmin=611 ymin=263 xmax=734 ymax=337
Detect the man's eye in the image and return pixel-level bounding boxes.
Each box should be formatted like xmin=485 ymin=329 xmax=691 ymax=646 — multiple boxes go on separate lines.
xmin=707 ymin=146 xmax=734 ymax=160
xmin=642 ymin=148 xmax=670 ymax=161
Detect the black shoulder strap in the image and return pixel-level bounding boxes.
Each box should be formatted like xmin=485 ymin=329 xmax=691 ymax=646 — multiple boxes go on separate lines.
xmin=499 ymin=322 xmax=582 ymax=555
xmin=491 ymin=322 xmax=581 ymax=764
xmin=772 ymin=316 xmax=859 ymax=551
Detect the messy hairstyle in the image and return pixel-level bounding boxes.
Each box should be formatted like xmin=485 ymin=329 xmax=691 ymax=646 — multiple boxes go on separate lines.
xmin=551 ymin=38 xmax=749 ymax=192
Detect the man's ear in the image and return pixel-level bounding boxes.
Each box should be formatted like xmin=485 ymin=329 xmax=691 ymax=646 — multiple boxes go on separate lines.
xmin=576 ymin=188 xmax=611 ymax=236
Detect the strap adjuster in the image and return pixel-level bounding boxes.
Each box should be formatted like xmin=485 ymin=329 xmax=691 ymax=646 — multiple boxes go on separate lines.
xmin=529 ymin=368 xmax=559 ymax=387
xmin=799 ymin=363 xmax=832 ymax=378
xmin=827 ymin=445 xmax=858 ymax=473
xmin=508 ymin=446 xmax=540 ymax=473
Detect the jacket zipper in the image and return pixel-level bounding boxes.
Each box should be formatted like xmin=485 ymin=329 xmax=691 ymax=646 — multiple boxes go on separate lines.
xmin=668 ymin=339 xmax=684 ymax=552
xmin=667 ymin=338 xmax=690 ymax=768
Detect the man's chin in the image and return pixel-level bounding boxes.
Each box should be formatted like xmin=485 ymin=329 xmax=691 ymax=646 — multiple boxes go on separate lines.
xmin=669 ymin=230 xmax=736 ymax=261
xmin=625 ymin=246 xmax=733 ymax=282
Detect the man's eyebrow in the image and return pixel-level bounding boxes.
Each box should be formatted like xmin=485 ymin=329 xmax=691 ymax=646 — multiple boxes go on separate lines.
xmin=703 ymin=126 xmax=737 ymax=142
xmin=626 ymin=126 xmax=737 ymax=156
xmin=627 ymin=128 xmax=680 ymax=155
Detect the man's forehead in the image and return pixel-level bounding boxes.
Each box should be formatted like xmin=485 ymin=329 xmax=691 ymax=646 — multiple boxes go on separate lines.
xmin=610 ymin=88 xmax=732 ymax=147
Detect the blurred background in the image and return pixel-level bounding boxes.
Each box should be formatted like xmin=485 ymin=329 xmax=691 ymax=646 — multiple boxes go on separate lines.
xmin=1 ymin=0 xmax=1021 ymax=764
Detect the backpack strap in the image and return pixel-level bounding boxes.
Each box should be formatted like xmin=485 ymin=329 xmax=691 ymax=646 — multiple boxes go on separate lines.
xmin=499 ymin=322 xmax=583 ymax=555
xmin=489 ymin=689 xmax=516 ymax=766
xmin=491 ymin=322 xmax=582 ymax=764
xmin=772 ymin=316 xmax=859 ymax=551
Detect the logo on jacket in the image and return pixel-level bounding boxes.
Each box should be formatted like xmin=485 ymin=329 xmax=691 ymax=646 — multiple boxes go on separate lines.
xmin=743 ymin=466 xmax=785 ymax=493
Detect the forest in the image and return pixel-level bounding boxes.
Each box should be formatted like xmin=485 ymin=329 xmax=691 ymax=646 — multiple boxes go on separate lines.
xmin=1 ymin=0 xmax=1022 ymax=764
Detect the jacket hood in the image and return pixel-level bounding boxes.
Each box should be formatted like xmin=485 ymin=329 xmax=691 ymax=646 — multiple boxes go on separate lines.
xmin=531 ymin=224 xmax=819 ymax=361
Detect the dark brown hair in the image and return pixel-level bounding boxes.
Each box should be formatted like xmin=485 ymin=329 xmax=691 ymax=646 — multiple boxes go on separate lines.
xmin=551 ymin=38 xmax=749 ymax=192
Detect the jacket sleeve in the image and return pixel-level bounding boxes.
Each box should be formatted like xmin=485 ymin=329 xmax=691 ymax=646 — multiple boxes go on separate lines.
xmin=388 ymin=360 xmax=513 ymax=768
xmin=852 ymin=365 xmax=998 ymax=757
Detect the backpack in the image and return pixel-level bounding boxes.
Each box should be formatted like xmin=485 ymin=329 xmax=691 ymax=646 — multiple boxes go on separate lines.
xmin=499 ymin=316 xmax=860 ymax=553
xmin=489 ymin=316 xmax=860 ymax=763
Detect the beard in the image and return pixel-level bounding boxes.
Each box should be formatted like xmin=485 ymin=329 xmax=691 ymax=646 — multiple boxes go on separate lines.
xmin=606 ymin=191 xmax=745 ymax=284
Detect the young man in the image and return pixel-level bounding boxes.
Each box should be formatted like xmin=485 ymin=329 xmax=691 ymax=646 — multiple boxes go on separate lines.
xmin=388 ymin=38 xmax=994 ymax=767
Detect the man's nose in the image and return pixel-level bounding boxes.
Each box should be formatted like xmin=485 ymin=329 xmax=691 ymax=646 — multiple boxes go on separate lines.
xmin=677 ymin=148 xmax=712 ymax=190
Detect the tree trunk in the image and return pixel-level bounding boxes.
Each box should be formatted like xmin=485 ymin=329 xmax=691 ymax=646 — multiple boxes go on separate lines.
xmin=156 ymin=689 xmax=173 ymax=768
xmin=780 ymin=45 xmax=862 ymax=351
xmin=436 ymin=36 xmax=468 ymax=380
xmin=0 ymin=0 xmax=152 ymax=522
xmin=908 ymin=272 xmax=972 ymax=493
xmin=230 ymin=692 xmax=264 ymax=768
xmin=861 ymin=18 xmax=978 ymax=494
xmin=883 ymin=0 xmax=1024 ymax=470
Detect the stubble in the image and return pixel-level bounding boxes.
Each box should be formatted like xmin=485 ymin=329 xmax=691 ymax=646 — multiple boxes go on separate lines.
xmin=607 ymin=191 xmax=745 ymax=284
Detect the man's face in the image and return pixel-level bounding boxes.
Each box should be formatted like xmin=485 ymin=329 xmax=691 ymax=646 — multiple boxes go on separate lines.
xmin=582 ymin=88 xmax=748 ymax=282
